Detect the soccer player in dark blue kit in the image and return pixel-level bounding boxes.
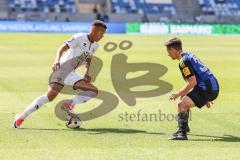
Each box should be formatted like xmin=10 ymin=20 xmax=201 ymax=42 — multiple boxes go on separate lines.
xmin=164 ymin=37 xmax=219 ymax=140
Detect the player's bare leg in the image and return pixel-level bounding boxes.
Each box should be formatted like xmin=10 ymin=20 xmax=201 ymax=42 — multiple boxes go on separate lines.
xmin=62 ymin=80 xmax=98 ymax=114
xmin=14 ymin=83 xmax=63 ymax=128
xmin=169 ymin=96 xmax=195 ymax=140
xmin=63 ymin=79 xmax=98 ymax=108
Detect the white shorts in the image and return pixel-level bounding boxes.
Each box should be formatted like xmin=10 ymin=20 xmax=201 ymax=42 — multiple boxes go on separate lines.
xmin=50 ymin=70 xmax=83 ymax=86
xmin=63 ymin=71 xmax=83 ymax=86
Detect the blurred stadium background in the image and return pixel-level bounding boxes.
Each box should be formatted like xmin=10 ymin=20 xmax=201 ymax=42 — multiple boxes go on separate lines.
xmin=0 ymin=0 xmax=240 ymax=35
xmin=1 ymin=1 xmax=240 ymax=160
xmin=0 ymin=0 xmax=240 ymax=23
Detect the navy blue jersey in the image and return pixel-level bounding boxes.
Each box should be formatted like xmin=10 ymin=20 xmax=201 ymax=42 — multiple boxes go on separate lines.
xmin=179 ymin=52 xmax=219 ymax=91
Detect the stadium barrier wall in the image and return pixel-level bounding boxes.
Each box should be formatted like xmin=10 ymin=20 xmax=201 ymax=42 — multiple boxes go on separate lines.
xmin=127 ymin=23 xmax=240 ymax=35
xmin=0 ymin=21 xmax=126 ymax=33
xmin=1 ymin=21 xmax=240 ymax=35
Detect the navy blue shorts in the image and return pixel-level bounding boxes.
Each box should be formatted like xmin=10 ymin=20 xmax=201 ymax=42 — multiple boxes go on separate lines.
xmin=187 ymin=87 xmax=219 ymax=108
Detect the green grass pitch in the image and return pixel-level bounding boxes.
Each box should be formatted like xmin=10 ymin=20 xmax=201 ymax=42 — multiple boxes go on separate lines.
xmin=0 ymin=33 xmax=240 ymax=160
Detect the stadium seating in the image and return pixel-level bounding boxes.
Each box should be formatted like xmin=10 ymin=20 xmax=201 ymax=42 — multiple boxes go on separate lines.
xmin=9 ymin=0 xmax=77 ymax=13
xmin=198 ymin=0 xmax=240 ymax=16
xmin=110 ymin=0 xmax=176 ymax=15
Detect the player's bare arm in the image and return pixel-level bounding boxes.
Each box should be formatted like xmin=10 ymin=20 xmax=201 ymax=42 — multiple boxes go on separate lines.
xmin=52 ymin=43 xmax=69 ymax=71
xmin=170 ymin=75 xmax=197 ymax=100
xmin=74 ymin=57 xmax=98 ymax=93
xmin=83 ymin=57 xmax=92 ymax=82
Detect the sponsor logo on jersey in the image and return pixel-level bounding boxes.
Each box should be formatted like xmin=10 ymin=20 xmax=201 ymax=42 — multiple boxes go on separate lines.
xmin=83 ymin=51 xmax=90 ymax=59
xmin=179 ymin=59 xmax=185 ymax=68
xmin=182 ymin=67 xmax=191 ymax=76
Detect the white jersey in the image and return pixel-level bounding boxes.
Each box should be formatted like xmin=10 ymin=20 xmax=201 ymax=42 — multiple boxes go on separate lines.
xmin=49 ymin=33 xmax=99 ymax=86
xmin=60 ymin=33 xmax=99 ymax=65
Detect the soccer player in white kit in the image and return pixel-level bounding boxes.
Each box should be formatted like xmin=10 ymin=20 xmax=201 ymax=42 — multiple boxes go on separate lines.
xmin=14 ymin=20 xmax=107 ymax=128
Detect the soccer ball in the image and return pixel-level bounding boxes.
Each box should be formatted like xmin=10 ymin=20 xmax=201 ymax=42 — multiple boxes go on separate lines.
xmin=65 ymin=114 xmax=81 ymax=129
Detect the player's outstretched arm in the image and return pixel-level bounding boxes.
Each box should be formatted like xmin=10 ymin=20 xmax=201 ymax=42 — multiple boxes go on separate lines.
xmin=170 ymin=75 xmax=197 ymax=100
xmin=52 ymin=43 xmax=69 ymax=71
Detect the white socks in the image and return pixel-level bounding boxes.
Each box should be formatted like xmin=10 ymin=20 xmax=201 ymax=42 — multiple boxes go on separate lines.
xmin=70 ymin=91 xmax=96 ymax=106
xmin=20 ymin=91 xmax=96 ymax=119
xmin=20 ymin=94 xmax=49 ymax=119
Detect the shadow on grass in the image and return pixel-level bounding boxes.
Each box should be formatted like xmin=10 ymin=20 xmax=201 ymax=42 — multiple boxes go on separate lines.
xmin=189 ymin=134 xmax=240 ymax=142
xmin=20 ymin=127 xmax=166 ymax=135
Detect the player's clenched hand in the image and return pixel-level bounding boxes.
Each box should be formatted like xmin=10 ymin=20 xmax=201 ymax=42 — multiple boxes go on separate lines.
xmin=84 ymin=74 xmax=91 ymax=82
xmin=169 ymin=92 xmax=180 ymax=101
xmin=52 ymin=62 xmax=60 ymax=71
xmin=206 ymin=101 xmax=213 ymax=108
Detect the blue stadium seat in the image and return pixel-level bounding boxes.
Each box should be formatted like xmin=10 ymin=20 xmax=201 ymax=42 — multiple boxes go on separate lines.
xmin=9 ymin=0 xmax=77 ymax=13
xmin=110 ymin=0 xmax=175 ymax=15
xmin=199 ymin=0 xmax=240 ymax=16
